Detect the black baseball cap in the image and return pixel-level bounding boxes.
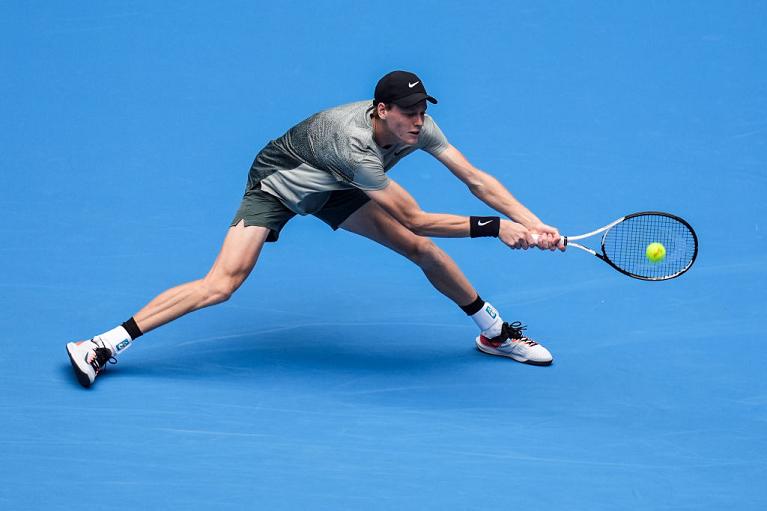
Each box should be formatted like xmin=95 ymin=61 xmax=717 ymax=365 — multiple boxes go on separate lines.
xmin=374 ymin=70 xmax=438 ymax=108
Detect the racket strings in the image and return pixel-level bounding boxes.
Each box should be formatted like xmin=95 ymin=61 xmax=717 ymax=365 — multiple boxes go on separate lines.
xmin=602 ymin=214 xmax=697 ymax=280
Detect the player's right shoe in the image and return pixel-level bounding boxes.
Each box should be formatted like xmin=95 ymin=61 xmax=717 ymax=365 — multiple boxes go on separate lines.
xmin=66 ymin=338 xmax=116 ymax=387
xmin=475 ymin=321 xmax=553 ymax=366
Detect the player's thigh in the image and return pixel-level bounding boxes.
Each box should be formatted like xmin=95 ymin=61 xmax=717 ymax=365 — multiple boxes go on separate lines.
xmin=206 ymin=220 xmax=271 ymax=282
xmin=215 ymin=185 xmax=295 ymax=283
xmin=339 ymin=200 xmax=429 ymax=258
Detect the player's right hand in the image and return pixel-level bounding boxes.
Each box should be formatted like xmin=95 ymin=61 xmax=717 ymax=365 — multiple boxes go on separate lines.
xmin=529 ymin=222 xmax=565 ymax=251
xmin=499 ymin=220 xmax=535 ymax=249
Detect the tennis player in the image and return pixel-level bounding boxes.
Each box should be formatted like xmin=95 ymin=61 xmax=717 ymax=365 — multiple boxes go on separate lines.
xmin=66 ymin=70 xmax=563 ymax=387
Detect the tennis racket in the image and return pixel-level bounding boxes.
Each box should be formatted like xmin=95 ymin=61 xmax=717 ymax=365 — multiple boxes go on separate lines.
xmin=532 ymin=211 xmax=698 ymax=281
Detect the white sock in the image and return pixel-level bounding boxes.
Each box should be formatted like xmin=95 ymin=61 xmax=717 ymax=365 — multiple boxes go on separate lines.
xmin=95 ymin=326 xmax=133 ymax=356
xmin=471 ymin=302 xmax=504 ymax=338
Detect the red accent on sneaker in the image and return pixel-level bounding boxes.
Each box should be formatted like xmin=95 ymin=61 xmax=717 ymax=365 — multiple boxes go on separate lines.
xmin=478 ymin=335 xmax=504 ymax=348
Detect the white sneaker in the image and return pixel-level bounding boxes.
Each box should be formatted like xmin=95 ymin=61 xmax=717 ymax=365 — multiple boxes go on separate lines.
xmin=66 ymin=338 xmax=116 ymax=387
xmin=475 ymin=321 xmax=553 ymax=366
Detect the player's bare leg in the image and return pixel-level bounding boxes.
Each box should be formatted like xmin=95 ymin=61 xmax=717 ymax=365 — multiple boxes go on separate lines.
xmin=134 ymin=221 xmax=271 ymax=333
xmin=340 ymin=201 xmax=553 ymax=365
xmin=339 ymin=200 xmax=476 ymax=306
xmin=66 ymin=221 xmax=271 ymax=386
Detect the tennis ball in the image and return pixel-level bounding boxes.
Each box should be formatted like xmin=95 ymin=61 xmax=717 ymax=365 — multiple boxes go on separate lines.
xmin=646 ymin=242 xmax=666 ymax=263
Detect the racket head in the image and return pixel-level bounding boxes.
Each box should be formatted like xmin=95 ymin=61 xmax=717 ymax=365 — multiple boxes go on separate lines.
xmin=599 ymin=212 xmax=698 ymax=281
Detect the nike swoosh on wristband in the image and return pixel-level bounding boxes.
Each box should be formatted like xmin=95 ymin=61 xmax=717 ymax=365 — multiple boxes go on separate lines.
xmin=477 ymin=220 xmax=493 ymax=226
xmin=408 ymin=81 xmax=419 ymax=88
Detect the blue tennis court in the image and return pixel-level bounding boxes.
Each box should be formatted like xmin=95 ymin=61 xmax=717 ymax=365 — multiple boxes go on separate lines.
xmin=2 ymin=2 xmax=765 ymax=509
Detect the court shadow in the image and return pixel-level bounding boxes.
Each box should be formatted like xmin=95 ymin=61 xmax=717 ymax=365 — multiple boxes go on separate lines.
xmin=57 ymin=363 xmax=92 ymax=389
xmin=110 ymin=327 xmax=474 ymax=382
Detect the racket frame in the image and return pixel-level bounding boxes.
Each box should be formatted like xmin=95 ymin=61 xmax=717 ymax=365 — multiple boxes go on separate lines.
xmin=542 ymin=212 xmax=699 ymax=281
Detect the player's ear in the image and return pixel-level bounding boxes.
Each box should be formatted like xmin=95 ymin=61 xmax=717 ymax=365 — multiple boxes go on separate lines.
xmin=376 ymin=102 xmax=389 ymax=120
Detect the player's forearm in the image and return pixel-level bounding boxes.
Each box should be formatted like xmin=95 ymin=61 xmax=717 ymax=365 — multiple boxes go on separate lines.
xmin=469 ymin=171 xmax=541 ymax=227
xmin=408 ymin=212 xmax=470 ymax=238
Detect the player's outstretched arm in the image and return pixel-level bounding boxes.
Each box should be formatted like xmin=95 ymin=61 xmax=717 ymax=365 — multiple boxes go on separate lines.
xmin=365 ymin=180 xmax=534 ymax=248
xmin=435 ymin=145 xmax=562 ymax=250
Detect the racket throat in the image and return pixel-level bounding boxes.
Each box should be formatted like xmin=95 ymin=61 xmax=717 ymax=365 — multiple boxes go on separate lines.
xmin=567 ymin=241 xmax=599 ymax=257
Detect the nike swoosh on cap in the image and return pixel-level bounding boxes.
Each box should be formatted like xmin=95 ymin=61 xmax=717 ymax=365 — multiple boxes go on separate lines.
xmin=408 ymin=81 xmax=420 ymax=88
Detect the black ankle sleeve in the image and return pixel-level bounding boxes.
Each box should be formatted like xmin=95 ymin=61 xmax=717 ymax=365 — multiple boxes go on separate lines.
xmin=122 ymin=317 xmax=143 ymax=340
xmin=460 ymin=295 xmax=484 ymax=316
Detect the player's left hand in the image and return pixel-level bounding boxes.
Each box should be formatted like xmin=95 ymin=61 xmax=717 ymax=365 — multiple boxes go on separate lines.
xmin=529 ymin=222 xmax=564 ymax=251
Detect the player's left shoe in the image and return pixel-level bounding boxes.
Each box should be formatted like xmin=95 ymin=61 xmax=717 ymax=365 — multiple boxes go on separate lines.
xmin=475 ymin=321 xmax=553 ymax=366
xmin=66 ymin=338 xmax=116 ymax=387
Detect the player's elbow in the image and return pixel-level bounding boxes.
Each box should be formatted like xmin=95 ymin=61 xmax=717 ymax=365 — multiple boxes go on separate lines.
xmin=403 ymin=211 xmax=430 ymax=235
xmin=467 ymin=180 xmax=486 ymax=198
xmin=465 ymin=171 xmax=490 ymax=197
xmin=464 ymin=169 xmax=498 ymax=199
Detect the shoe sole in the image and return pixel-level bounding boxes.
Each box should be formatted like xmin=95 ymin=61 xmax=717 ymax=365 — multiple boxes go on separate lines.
xmin=475 ymin=338 xmax=553 ymax=366
xmin=66 ymin=343 xmax=94 ymax=388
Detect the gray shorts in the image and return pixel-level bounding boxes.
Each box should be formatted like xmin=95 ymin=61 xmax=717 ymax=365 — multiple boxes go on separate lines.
xmin=230 ymin=186 xmax=370 ymax=242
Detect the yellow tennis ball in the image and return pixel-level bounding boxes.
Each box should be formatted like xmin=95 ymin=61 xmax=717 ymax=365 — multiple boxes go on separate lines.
xmin=646 ymin=242 xmax=666 ymax=263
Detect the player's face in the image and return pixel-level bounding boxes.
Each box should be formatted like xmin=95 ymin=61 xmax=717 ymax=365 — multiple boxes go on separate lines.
xmin=384 ymin=101 xmax=427 ymax=145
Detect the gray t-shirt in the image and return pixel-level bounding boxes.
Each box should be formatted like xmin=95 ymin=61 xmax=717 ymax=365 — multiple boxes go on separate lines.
xmin=247 ymin=100 xmax=449 ymax=214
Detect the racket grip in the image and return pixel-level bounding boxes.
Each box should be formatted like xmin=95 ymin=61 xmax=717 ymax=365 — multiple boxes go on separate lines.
xmin=531 ymin=233 xmax=568 ymax=248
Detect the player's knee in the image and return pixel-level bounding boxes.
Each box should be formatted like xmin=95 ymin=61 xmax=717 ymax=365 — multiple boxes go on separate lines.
xmin=209 ymin=286 xmax=234 ymax=305
xmin=200 ymin=277 xmax=239 ymax=305
xmin=407 ymin=237 xmax=441 ymax=265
